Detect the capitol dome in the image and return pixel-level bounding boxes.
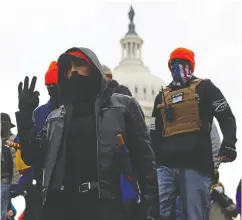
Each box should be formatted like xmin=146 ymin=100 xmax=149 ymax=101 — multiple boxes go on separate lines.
xmin=113 ymin=6 xmax=166 ymax=124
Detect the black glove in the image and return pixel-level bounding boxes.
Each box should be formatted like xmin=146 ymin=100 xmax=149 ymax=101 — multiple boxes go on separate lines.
xmin=18 ymin=76 xmax=40 ymax=112
xmin=224 ymin=204 xmax=239 ymax=218
xmin=9 ymin=185 xmax=20 ymax=198
xmin=218 ymin=145 xmax=237 ymax=162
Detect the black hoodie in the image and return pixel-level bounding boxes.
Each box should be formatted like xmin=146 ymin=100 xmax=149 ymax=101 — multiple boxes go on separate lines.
xmin=108 ymin=79 xmax=132 ymax=96
xmin=16 ymin=47 xmax=158 ymax=218
xmin=56 ymin=47 xmax=102 ymax=187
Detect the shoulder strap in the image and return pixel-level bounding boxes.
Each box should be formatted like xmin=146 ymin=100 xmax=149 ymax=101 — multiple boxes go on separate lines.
xmin=158 ymin=87 xmax=171 ymax=105
xmin=162 ymin=87 xmax=171 ymax=95
xmin=190 ymin=78 xmax=204 ymax=89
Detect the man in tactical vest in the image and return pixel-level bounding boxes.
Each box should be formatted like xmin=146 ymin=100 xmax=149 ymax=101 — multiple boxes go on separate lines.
xmin=150 ymin=47 xmax=237 ymax=220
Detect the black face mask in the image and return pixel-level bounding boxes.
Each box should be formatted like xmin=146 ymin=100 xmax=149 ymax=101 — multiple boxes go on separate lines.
xmin=47 ymin=86 xmax=59 ymax=109
xmin=62 ymin=72 xmax=100 ymax=103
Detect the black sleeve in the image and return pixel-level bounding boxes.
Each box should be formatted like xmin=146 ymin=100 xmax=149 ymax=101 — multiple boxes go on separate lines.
xmin=211 ymin=189 xmax=234 ymax=208
xmin=126 ymin=97 xmax=159 ymax=217
xmin=204 ymin=80 xmax=237 ymax=147
xmin=15 ymin=111 xmax=47 ymax=166
xmin=114 ymin=85 xmax=133 ymax=97
xmin=150 ymin=94 xmax=163 ymax=155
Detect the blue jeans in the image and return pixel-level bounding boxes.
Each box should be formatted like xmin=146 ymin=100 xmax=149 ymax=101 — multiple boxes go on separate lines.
xmin=157 ymin=167 xmax=210 ymax=220
xmin=176 ymin=196 xmax=184 ymax=220
xmin=1 ymin=184 xmax=11 ymax=220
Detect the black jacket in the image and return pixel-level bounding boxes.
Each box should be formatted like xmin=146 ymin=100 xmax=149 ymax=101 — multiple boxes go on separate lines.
xmin=150 ymin=77 xmax=237 ymax=174
xmin=1 ymin=144 xmax=13 ymax=183
xmin=108 ymin=79 xmax=132 ymax=96
xmin=16 ymin=47 xmax=158 ymax=218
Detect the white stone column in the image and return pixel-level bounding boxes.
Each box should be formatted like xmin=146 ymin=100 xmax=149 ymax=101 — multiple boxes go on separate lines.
xmin=124 ymin=44 xmax=126 ymax=59
xmin=122 ymin=44 xmax=124 ymax=60
xmin=133 ymin=43 xmax=137 ymax=58
xmin=130 ymin=42 xmax=133 ymax=59
xmin=139 ymin=44 xmax=142 ymax=60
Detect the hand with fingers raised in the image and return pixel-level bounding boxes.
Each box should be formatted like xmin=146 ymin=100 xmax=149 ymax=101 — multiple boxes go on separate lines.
xmin=18 ymin=76 xmax=40 ymax=112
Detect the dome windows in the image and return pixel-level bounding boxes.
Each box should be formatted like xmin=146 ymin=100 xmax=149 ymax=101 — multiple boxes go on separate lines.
xmin=133 ymin=85 xmax=159 ymax=100
xmin=135 ymin=86 xmax=138 ymax=94
xmin=143 ymin=87 xmax=147 ymax=100
xmin=152 ymin=89 xmax=155 ymax=95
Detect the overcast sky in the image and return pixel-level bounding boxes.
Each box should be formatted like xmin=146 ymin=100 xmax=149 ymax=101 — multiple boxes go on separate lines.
xmin=1 ymin=0 xmax=241 ymax=216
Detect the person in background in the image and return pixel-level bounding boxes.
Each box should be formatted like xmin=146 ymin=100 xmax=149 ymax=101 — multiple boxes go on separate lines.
xmin=102 ymin=64 xmax=142 ymax=219
xmin=7 ymin=202 xmax=17 ymax=220
xmin=1 ymin=113 xmax=14 ymax=220
xmin=102 ymin=64 xmax=132 ymax=96
xmin=210 ymin=181 xmax=239 ymax=219
xmin=150 ymin=47 xmax=237 ymax=220
xmin=16 ymin=47 xmax=158 ymax=220
xmin=13 ymin=61 xmax=59 ymax=220
xmin=8 ymin=133 xmax=21 ymax=186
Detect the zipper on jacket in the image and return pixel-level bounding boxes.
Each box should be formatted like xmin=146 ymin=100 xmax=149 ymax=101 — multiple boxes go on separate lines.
xmin=42 ymin=106 xmax=66 ymax=206
xmin=96 ymin=99 xmax=111 ymax=198
xmin=96 ymin=111 xmax=101 ymax=198
xmin=42 ymin=169 xmax=47 ymax=205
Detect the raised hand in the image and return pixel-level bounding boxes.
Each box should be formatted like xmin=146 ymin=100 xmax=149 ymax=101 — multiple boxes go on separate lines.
xmin=18 ymin=76 xmax=40 ymax=112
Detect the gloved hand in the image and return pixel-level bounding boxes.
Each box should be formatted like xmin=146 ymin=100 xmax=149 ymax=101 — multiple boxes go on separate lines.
xmin=224 ymin=204 xmax=239 ymax=218
xmin=18 ymin=76 xmax=40 ymax=112
xmin=9 ymin=185 xmax=27 ymax=198
xmin=218 ymin=144 xmax=237 ymax=163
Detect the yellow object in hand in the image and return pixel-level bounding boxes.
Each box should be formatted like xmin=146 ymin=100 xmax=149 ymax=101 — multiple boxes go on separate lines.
xmin=16 ymin=149 xmax=31 ymax=171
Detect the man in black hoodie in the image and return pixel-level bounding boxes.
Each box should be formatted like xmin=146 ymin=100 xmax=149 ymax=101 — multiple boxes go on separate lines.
xmin=150 ymin=47 xmax=237 ymax=220
xmin=16 ymin=47 xmax=158 ymax=220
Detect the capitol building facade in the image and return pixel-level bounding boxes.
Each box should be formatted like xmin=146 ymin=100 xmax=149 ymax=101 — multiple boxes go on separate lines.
xmin=112 ymin=7 xmax=166 ymax=125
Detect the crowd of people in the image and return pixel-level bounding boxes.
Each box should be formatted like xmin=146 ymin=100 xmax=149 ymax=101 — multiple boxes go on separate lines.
xmin=1 ymin=47 xmax=241 ymax=220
